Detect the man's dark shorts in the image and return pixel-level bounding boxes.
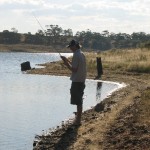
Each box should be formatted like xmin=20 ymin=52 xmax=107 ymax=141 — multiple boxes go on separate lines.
xmin=70 ymin=82 xmax=85 ymax=105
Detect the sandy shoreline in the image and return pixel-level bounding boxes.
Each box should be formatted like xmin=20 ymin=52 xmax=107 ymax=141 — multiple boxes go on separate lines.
xmin=27 ymin=63 xmax=150 ymax=149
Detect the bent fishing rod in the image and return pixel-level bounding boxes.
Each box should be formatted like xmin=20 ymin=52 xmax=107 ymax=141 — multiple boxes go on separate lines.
xmin=32 ymin=13 xmax=62 ymax=57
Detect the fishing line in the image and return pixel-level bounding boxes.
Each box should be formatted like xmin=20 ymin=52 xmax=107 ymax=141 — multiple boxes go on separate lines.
xmin=31 ymin=12 xmax=61 ymax=56
xmin=32 ymin=12 xmax=46 ymax=34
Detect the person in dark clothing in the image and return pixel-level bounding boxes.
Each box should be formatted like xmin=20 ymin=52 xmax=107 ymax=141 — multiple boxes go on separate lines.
xmin=61 ymin=40 xmax=87 ymax=125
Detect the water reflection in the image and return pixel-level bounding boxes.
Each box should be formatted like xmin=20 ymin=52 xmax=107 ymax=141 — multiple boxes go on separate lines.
xmin=96 ymin=82 xmax=102 ymax=103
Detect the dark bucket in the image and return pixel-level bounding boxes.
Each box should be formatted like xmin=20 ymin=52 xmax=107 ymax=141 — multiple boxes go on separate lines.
xmin=21 ymin=61 xmax=31 ymax=71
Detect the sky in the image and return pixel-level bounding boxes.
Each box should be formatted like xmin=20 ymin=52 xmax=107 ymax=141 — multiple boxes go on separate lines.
xmin=0 ymin=0 xmax=150 ymax=35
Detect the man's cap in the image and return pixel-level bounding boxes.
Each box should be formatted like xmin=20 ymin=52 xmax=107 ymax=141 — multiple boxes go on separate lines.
xmin=66 ymin=40 xmax=81 ymax=48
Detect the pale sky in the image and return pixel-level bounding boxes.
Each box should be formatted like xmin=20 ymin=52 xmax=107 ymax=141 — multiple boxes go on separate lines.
xmin=0 ymin=0 xmax=150 ymax=35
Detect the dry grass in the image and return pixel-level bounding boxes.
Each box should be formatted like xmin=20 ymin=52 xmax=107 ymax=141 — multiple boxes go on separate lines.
xmin=101 ymin=48 xmax=150 ymax=73
xmin=85 ymin=48 xmax=150 ymax=73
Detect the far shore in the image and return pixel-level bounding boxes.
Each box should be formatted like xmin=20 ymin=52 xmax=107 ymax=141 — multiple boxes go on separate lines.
xmin=0 ymin=44 xmax=72 ymax=53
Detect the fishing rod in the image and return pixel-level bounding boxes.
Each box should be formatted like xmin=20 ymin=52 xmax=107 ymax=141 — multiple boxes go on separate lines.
xmin=32 ymin=13 xmax=45 ymax=33
xmin=32 ymin=12 xmax=62 ymax=57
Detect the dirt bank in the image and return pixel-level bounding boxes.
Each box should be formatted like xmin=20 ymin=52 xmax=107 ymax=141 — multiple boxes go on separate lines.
xmin=0 ymin=44 xmax=70 ymax=53
xmin=26 ymin=60 xmax=150 ymax=150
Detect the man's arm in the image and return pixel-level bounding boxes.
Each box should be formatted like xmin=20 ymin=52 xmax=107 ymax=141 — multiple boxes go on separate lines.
xmin=61 ymin=56 xmax=78 ymax=72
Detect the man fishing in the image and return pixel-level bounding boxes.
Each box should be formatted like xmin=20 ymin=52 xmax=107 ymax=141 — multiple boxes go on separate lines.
xmin=61 ymin=39 xmax=87 ymax=126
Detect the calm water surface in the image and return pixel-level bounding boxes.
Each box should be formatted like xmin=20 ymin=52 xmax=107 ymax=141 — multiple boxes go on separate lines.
xmin=0 ymin=52 xmax=123 ymax=150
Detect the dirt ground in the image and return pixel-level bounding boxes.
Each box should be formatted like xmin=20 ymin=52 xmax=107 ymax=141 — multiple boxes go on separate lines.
xmin=27 ymin=63 xmax=150 ymax=150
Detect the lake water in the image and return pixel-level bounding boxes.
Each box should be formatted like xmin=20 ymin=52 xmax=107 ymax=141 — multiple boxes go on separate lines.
xmin=0 ymin=52 xmax=124 ymax=150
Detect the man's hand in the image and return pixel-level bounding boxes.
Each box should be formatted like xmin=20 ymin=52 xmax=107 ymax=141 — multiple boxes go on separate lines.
xmin=60 ymin=56 xmax=72 ymax=70
xmin=60 ymin=56 xmax=67 ymax=62
xmin=61 ymin=55 xmax=76 ymax=72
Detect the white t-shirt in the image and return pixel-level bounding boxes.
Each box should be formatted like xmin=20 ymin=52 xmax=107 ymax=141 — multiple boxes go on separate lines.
xmin=70 ymin=49 xmax=86 ymax=82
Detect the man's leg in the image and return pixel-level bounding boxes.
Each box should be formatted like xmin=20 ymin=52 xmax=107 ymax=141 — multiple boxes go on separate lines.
xmin=75 ymin=104 xmax=82 ymax=125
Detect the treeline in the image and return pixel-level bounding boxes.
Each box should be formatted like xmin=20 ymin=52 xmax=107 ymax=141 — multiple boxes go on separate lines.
xmin=1 ymin=25 xmax=150 ymax=51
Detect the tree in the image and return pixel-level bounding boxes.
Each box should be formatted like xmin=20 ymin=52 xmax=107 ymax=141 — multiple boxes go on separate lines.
xmin=36 ymin=29 xmax=45 ymax=36
xmin=102 ymin=30 xmax=109 ymax=37
xmin=63 ymin=29 xmax=73 ymax=37
xmin=11 ymin=27 xmax=18 ymax=33
xmin=45 ymin=25 xmax=63 ymax=45
xmin=1 ymin=30 xmax=20 ymax=44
